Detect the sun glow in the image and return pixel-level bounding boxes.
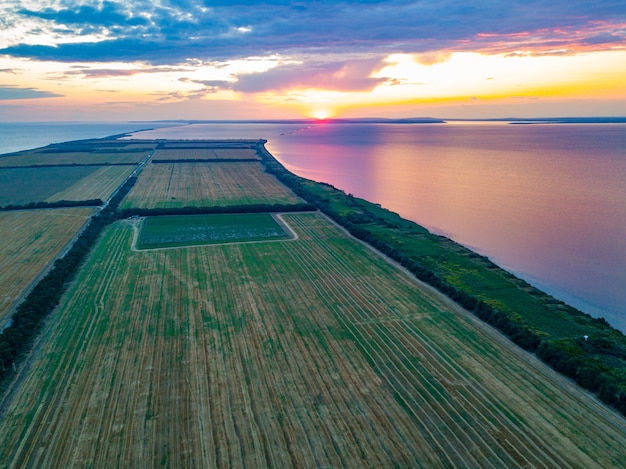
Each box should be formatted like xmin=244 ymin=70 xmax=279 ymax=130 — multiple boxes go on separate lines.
xmin=313 ymin=109 xmax=331 ymax=120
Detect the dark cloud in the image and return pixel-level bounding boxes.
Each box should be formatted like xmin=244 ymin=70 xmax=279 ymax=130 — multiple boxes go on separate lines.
xmin=1 ymin=0 xmax=625 ymax=65
xmin=0 ymin=85 xmax=63 ymax=100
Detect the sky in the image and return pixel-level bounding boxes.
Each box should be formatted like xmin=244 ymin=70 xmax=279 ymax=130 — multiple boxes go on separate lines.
xmin=0 ymin=0 xmax=625 ymax=121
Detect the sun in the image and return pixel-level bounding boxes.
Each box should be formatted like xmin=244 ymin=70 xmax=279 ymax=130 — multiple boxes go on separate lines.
xmin=312 ymin=109 xmax=331 ymax=120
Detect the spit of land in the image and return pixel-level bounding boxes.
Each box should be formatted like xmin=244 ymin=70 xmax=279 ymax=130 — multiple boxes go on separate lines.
xmin=0 ymin=138 xmax=625 ymax=468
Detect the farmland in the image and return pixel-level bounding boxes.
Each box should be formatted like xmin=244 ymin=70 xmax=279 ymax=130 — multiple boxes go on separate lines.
xmin=0 ymin=214 xmax=625 ymax=468
xmin=152 ymin=147 xmax=260 ymax=161
xmin=45 ymin=165 xmax=137 ymax=203
xmin=136 ymin=213 xmax=290 ymax=249
xmin=0 ymin=140 xmax=154 ymax=167
xmin=121 ymin=162 xmax=300 ymax=209
xmin=0 ymin=166 xmax=101 ymax=206
xmin=0 ymin=208 xmax=93 ymax=324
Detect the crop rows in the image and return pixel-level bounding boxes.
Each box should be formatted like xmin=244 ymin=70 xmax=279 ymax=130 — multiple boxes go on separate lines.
xmin=121 ymin=162 xmax=300 ymax=209
xmin=1 ymin=215 xmax=624 ymax=468
xmin=152 ymin=148 xmax=259 ymax=160
xmin=0 ymin=208 xmax=93 ymax=324
xmin=46 ymin=165 xmax=137 ymax=203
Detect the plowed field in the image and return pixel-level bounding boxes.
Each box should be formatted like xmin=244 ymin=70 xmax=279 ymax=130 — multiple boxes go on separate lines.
xmin=1 ymin=214 xmax=624 ymax=468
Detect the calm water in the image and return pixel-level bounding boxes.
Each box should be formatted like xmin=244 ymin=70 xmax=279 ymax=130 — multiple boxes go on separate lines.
xmin=0 ymin=121 xmax=178 ymax=155
xmin=2 ymin=121 xmax=625 ymax=332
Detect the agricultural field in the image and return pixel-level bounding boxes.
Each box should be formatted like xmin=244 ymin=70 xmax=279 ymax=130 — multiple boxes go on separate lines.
xmin=1 ymin=213 xmax=624 ymax=468
xmin=136 ymin=213 xmax=290 ymax=249
xmin=0 ymin=166 xmax=101 ymax=206
xmin=46 ymin=165 xmax=137 ymax=203
xmin=157 ymin=140 xmax=260 ymax=149
xmin=0 ymin=147 xmax=152 ymax=168
xmin=0 ymin=208 xmax=93 ymax=324
xmin=121 ymin=162 xmax=300 ymax=209
xmin=152 ymin=147 xmax=260 ymax=161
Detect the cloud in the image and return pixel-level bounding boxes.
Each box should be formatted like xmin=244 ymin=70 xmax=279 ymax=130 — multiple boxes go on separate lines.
xmin=0 ymin=85 xmax=63 ymax=100
xmin=230 ymin=58 xmax=389 ymax=93
xmin=0 ymin=0 xmax=624 ymax=66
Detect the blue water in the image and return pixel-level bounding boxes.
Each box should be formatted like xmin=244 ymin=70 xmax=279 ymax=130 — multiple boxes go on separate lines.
xmin=0 ymin=121 xmax=179 ymax=155
xmin=2 ymin=121 xmax=625 ymax=333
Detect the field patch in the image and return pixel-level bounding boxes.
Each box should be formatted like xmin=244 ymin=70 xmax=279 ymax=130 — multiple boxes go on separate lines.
xmin=0 ymin=166 xmax=100 ymax=206
xmin=151 ymin=147 xmax=259 ymax=161
xmin=136 ymin=213 xmax=290 ymax=249
xmin=0 ymin=140 xmax=154 ymax=166
xmin=46 ymin=165 xmax=136 ymax=203
xmin=121 ymin=162 xmax=300 ymax=209
xmin=0 ymin=208 xmax=93 ymax=323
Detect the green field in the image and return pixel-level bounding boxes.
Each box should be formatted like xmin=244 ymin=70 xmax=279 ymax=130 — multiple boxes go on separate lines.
xmin=0 ymin=166 xmax=101 ymax=206
xmin=136 ymin=213 xmax=289 ymax=249
xmin=1 ymin=214 xmax=625 ymax=467
xmin=0 ymin=140 xmax=154 ymax=166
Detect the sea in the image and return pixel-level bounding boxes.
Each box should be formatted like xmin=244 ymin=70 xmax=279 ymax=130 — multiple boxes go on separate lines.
xmin=2 ymin=121 xmax=625 ymax=333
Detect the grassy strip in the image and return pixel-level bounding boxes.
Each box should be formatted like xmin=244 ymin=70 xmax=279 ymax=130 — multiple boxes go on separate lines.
xmin=256 ymin=141 xmax=626 ymax=416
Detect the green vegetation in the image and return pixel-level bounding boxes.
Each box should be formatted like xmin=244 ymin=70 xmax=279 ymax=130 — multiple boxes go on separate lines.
xmin=137 ymin=213 xmax=289 ymax=249
xmin=0 ymin=166 xmax=101 ymax=206
xmin=2 ymin=214 xmax=625 ymax=467
xmin=257 ymin=141 xmax=626 ymax=415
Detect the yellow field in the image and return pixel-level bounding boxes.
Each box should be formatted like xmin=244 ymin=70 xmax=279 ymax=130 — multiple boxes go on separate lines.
xmin=45 ymin=165 xmax=136 ymax=202
xmin=0 ymin=208 xmax=93 ymax=324
xmin=121 ymin=162 xmax=300 ymax=208
xmin=1 ymin=214 xmax=624 ymax=468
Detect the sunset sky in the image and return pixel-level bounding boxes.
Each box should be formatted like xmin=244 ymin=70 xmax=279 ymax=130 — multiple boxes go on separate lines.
xmin=1 ymin=0 xmax=625 ymax=121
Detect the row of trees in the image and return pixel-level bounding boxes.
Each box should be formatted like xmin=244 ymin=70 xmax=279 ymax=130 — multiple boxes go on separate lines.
xmin=1 ymin=199 xmax=103 ymax=212
xmin=256 ymin=143 xmax=626 ymax=416
xmin=119 ymin=202 xmax=315 ymax=219
xmin=0 ymin=177 xmax=136 ymax=379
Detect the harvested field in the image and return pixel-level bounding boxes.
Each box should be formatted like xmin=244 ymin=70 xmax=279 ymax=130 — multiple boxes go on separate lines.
xmin=121 ymin=162 xmax=300 ymax=209
xmin=1 ymin=213 xmax=624 ymax=468
xmin=152 ymin=148 xmax=259 ymax=161
xmin=0 ymin=166 xmax=100 ymax=206
xmin=0 ymin=208 xmax=93 ymax=324
xmin=136 ymin=213 xmax=289 ymax=249
xmin=46 ymin=165 xmax=136 ymax=203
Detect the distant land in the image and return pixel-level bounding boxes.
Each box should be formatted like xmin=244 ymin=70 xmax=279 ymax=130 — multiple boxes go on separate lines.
xmin=130 ymin=116 xmax=626 ymax=127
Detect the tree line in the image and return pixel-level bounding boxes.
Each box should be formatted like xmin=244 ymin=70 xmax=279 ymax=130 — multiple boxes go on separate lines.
xmin=1 ymin=199 xmax=103 ymax=212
